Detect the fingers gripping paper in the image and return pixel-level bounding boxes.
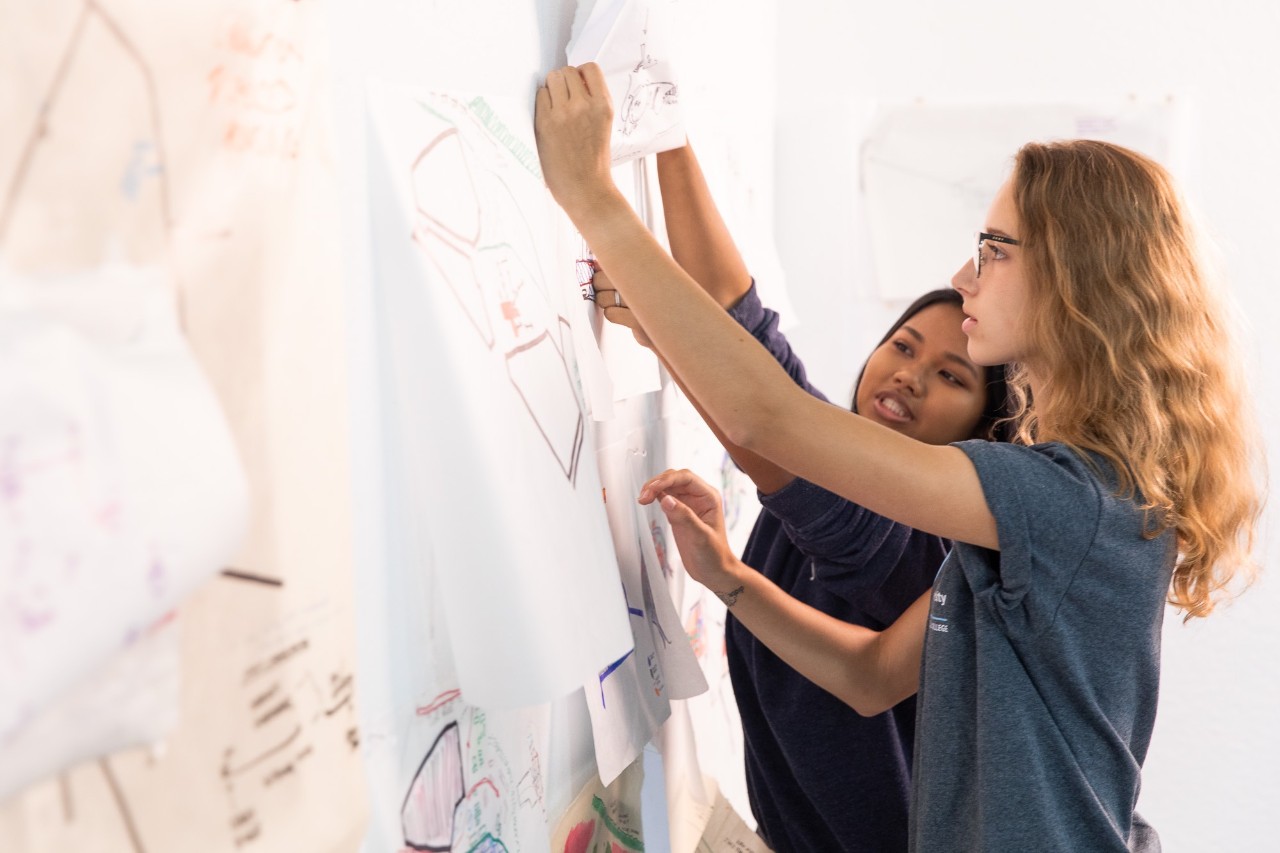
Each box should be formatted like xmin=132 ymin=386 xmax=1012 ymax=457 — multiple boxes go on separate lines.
xmin=567 ymin=0 xmax=686 ymax=165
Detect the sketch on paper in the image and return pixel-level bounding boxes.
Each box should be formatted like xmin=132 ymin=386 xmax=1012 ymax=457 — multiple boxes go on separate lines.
xmin=0 ymin=265 xmax=248 ymax=802
xmin=366 ymin=80 xmax=631 ymax=710
xmin=567 ymin=0 xmax=686 ymax=164
xmin=408 ymin=95 xmax=586 ymax=483
xmin=584 ymin=431 xmax=707 ymax=784
xmin=401 ymin=722 xmax=464 ymax=850
xmin=616 ymin=14 xmax=679 ymax=144
xmin=549 ymin=760 xmax=644 ymax=853
xmin=397 ymin=693 xmax=549 ymax=853
xmin=1 ymin=2 xmax=364 ymax=849
xmin=219 ymin=624 xmax=360 ymax=849
xmin=0 ymin=0 xmax=173 ymax=271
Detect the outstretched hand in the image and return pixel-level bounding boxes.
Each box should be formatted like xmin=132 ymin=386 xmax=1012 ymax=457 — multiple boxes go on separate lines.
xmin=639 ymin=469 xmax=744 ymax=595
xmin=589 ymin=267 xmax=653 ymax=348
xmin=534 ymin=64 xmax=617 ymax=219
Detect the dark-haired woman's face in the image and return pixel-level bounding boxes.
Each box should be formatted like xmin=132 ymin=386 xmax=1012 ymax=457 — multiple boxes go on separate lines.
xmin=854 ymin=302 xmax=987 ymax=445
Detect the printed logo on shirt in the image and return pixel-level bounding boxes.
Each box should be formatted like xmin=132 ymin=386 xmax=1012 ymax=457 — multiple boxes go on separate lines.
xmin=929 ymin=589 xmax=949 ymax=633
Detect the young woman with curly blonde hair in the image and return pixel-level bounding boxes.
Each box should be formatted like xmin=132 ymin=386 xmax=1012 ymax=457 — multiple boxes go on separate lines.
xmin=533 ymin=64 xmax=1263 ymax=852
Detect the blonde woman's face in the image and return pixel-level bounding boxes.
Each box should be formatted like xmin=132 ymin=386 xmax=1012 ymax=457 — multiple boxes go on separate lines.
xmin=854 ymin=302 xmax=987 ymax=445
xmin=951 ymin=179 xmax=1033 ymax=368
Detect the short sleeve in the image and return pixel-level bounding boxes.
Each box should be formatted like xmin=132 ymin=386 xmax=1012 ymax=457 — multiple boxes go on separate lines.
xmin=952 ymin=441 xmax=1103 ymax=631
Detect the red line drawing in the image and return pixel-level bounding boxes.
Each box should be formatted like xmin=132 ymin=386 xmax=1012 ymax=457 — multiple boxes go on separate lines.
xmin=407 ymin=96 xmax=587 ymax=485
xmin=467 ymin=778 xmax=500 ymax=800
xmin=416 ymin=689 xmax=463 ymax=717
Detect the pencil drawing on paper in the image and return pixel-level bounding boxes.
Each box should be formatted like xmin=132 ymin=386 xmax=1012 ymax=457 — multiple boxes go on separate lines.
xmin=408 ymin=95 xmax=586 ymax=485
xmin=617 ymin=13 xmax=678 ymax=141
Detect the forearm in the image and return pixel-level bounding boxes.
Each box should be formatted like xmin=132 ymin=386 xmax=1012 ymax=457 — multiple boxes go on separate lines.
xmin=725 ymin=568 xmax=927 ymax=716
xmin=537 ymin=66 xmax=998 ymax=549
xmin=660 ymin=353 xmax=796 ymax=494
xmin=656 ymin=145 xmax=752 ymax=309
xmin=572 ymin=190 xmax=802 ymax=449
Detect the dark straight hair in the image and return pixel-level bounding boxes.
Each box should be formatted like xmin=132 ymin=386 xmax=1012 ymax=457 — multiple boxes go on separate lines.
xmin=850 ymin=289 xmax=1012 ymax=442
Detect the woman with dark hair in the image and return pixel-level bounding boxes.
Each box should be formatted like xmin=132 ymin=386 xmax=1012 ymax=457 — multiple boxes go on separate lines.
xmin=590 ymin=142 xmax=1010 ymax=853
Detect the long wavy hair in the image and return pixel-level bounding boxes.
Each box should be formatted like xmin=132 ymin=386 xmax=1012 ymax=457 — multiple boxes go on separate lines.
xmin=1007 ymin=139 xmax=1263 ymax=617
xmin=851 ymin=288 xmax=1012 ymax=442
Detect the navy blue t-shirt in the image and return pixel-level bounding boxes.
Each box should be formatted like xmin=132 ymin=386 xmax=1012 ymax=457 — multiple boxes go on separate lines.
xmin=726 ymin=285 xmax=946 ymax=853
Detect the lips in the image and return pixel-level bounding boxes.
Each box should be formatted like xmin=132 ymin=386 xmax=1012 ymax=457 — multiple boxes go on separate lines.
xmin=962 ymin=315 xmax=977 ymax=334
xmin=873 ymin=391 xmax=913 ymax=423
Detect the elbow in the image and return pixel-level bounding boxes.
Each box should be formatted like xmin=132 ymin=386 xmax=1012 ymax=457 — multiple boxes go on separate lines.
xmin=837 ymin=672 xmax=913 ymax=718
xmin=720 ymin=399 xmax=782 ymax=455
xmin=721 ymin=416 xmax=761 ymax=453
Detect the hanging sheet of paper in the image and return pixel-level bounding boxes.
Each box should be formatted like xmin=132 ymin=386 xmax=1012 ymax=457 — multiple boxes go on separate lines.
xmin=356 ymin=404 xmax=556 ymax=853
xmin=2 ymin=2 xmax=364 ymax=847
xmin=0 ymin=618 xmax=179 ymax=803
xmin=658 ymin=381 xmax=761 ymax=822
xmin=364 ymin=79 xmax=633 ymax=709
xmin=400 ymin=697 xmax=552 ymax=853
xmin=586 ymin=423 xmax=706 ymax=785
xmin=567 ymin=0 xmax=686 ymax=165
xmin=0 ymin=265 xmax=248 ymax=798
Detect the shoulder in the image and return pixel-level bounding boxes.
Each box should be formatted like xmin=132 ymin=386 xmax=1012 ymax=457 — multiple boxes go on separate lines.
xmin=954 ymin=440 xmax=1108 ymax=504
xmin=953 ymin=440 xmax=1111 ymax=561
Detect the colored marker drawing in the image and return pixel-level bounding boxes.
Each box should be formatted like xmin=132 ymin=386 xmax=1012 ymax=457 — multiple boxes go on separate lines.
xmin=409 ymin=94 xmax=586 ymax=484
xmin=402 ymin=722 xmax=465 ymax=851
xmin=399 ymin=706 xmax=546 ymax=853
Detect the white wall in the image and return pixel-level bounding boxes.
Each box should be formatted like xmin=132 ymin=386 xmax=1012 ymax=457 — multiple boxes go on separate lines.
xmin=774 ymin=3 xmax=1280 ymax=851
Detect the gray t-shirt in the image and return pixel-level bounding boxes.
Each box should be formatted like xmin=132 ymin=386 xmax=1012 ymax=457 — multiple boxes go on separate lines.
xmin=910 ymin=441 xmax=1173 ymax=852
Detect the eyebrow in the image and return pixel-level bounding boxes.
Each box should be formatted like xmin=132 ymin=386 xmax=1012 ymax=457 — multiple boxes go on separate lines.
xmin=901 ymin=324 xmax=981 ymax=381
xmin=984 ymin=227 xmax=1018 ymax=240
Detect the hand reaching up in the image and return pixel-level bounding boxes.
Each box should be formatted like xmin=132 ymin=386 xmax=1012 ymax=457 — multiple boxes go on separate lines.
xmin=534 ymin=63 xmax=618 ymax=220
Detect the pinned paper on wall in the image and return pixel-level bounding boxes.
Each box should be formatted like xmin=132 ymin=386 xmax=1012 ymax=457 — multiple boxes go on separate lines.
xmin=0 ymin=618 xmax=180 ymax=805
xmin=0 ymin=2 xmax=367 ymax=847
xmin=0 ymin=265 xmax=248 ymax=798
xmin=586 ymin=426 xmax=707 ymax=785
xmin=364 ymin=79 xmax=633 ymax=710
xmin=860 ymin=99 xmax=1190 ymax=299
xmin=567 ymin=0 xmax=685 ymax=165
xmin=550 ymin=761 xmax=647 ymax=853
xmin=400 ymin=697 xmax=552 ymax=853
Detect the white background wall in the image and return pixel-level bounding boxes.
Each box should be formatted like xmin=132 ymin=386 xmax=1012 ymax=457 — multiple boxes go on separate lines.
xmin=772 ymin=3 xmax=1280 ymax=851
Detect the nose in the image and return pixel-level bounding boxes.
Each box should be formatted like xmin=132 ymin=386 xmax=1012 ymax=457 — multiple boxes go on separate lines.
xmin=951 ymin=257 xmax=975 ymax=295
xmin=892 ymin=364 xmax=924 ymax=396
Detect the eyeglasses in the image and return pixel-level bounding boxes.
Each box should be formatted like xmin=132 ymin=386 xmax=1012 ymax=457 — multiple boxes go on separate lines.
xmin=973 ymin=231 xmax=1020 ymax=278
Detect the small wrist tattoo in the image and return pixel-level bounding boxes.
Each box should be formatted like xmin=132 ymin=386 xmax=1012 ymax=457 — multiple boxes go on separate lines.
xmin=714 ymin=584 xmax=745 ymax=607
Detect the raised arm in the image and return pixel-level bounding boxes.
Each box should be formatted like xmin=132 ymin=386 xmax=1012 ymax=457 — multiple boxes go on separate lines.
xmin=642 ymin=468 xmax=926 ymax=715
xmin=535 ymin=64 xmax=998 ymax=549
xmin=624 ymin=145 xmax=819 ymax=493
xmin=655 ymin=145 xmax=752 ymax=309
